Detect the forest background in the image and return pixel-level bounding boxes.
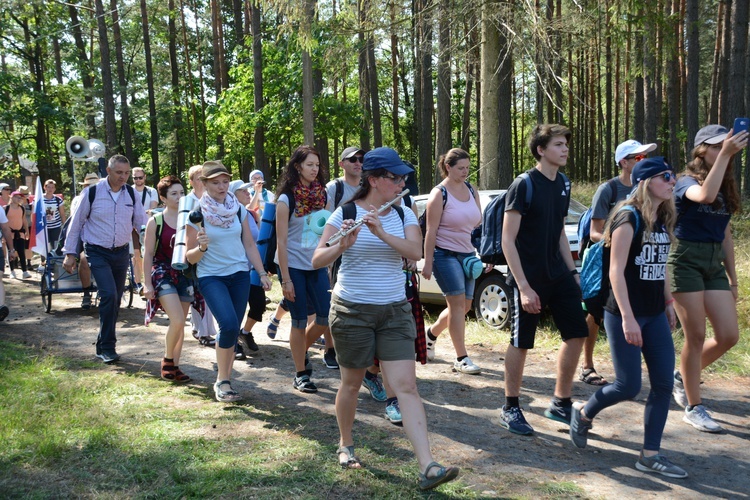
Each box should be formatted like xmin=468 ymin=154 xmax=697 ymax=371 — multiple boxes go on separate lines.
xmin=1 ymin=0 xmax=750 ymax=198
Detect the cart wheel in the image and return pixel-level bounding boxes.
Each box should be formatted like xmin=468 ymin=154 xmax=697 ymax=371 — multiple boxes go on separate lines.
xmin=40 ymin=278 xmax=52 ymax=313
xmin=121 ymin=281 xmax=134 ymax=308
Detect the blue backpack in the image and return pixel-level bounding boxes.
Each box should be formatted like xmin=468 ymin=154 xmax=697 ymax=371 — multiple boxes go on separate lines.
xmin=580 ymin=205 xmax=640 ymax=304
xmin=578 ymin=178 xmax=619 ymax=253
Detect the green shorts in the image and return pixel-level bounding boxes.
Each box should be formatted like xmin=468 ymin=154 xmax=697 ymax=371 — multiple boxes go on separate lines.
xmin=329 ymin=294 xmax=416 ymax=369
xmin=668 ymin=238 xmax=730 ymax=293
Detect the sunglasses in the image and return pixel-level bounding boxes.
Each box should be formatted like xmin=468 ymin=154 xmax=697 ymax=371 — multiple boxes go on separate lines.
xmin=382 ymin=174 xmax=407 ymax=184
xmin=626 ymin=154 xmax=646 ymax=161
xmin=656 ymin=172 xmax=675 ymax=182
xmin=133 ymin=176 xmax=144 ymax=180
xmin=346 ymin=156 xmax=364 ymax=164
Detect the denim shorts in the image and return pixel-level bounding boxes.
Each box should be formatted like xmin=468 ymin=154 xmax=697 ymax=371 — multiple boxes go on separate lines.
xmin=156 ymin=273 xmax=194 ymax=302
xmin=432 ymin=247 xmax=475 ymax=299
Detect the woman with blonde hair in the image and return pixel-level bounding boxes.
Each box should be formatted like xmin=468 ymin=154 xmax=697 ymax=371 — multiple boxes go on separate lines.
xmin=570 ymin=157 xmax=687 ymax=479
xmin=669 ymin=125 xmax=748 ymax=433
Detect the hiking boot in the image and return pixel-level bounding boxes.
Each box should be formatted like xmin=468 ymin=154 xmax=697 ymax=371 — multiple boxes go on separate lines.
xmin=362 ymin=374 xmax=387 ymax=401
xmin=635 ymin=453 xmax=688 ymax=479
xmin=323 ymin=348 xmax=339 ymax=369
xmin=453 ymin=357 xmax=481 ymax=374
xmin=673 ymin=370 xmax=688 ymax=408
xmin=293 ymin=374 xmax=318 ymax=393
xmin=238 ymin=330 xmax=259 ymax=351
xmin=569 ymin=402 xmax=592 ymax=449
xmin=81 ymin=294 xmax=92 ymax=310
xmin=425 ymin=328 xmax=436 ymax=361
xmin=234 ymin=343 xmax=246 ymax=361
xmin=499 ymin=405 xmax=534 ymax=435
xmin=385 ymin=400 xmax=403 ymax=425
xmin=683 ymin=404 xmax=723 ymax=433
xmin=544 ymin=401 xmax=572 ymax=425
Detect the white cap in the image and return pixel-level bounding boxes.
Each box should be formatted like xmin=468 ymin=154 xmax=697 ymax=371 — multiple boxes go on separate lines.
xmin=229 ymin=179 xmax=253 ymax=194
xmin=615 ymin=140 xmax=657 ymax=165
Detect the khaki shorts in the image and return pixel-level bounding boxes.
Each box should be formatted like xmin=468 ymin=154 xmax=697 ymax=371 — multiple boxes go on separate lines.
xmin=329 ymin=294 xmax=416 ymax=369
xmin=668 ymin=239 xmax=730 ymax=293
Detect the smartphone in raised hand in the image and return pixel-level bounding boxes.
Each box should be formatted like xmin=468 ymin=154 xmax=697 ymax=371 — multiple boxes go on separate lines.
xmin=733 ymin=117 xmax=749 ymax=134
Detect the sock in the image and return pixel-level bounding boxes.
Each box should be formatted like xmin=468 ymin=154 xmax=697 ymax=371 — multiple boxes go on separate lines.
xmin=240 ymin=329 xmax=249 ymax=335
xmin=271 ymin=317 xmax=280 ymax=325
xmin=552 ymin=396 xmax=572 ymax=408
xmin=326 ymin=347 xmax=335 ymax=355
xmin=427 ymin=328 xmax=437 ymax=341
xmin=386 ymin=397 xmax=398 ymax=406
xmin=364 ymin=370 xmax=377 ymax=381
xmin=163 ymin=357 xmax=173 ymax=363
xmin=457 ymin=355 xmax=467 ymax=362
xmin=296 ymin=371 xmax=307 ymax=378
xmin=506 ymin=396 xmax=520 ymax=408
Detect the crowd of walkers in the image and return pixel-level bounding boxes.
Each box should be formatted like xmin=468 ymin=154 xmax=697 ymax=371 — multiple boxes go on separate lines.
xmin=0 ymin=121 xmax=745 ymax=489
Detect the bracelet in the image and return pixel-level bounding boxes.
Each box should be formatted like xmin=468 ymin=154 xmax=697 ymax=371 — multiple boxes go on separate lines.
xmin=665 ymin=298 xmax=675 ymax=305
xmin=570 ymin=269 xmax=579 ymax=276
xmin=198 ymin=246 xmax=207 ymax=252
xmin=731 ymin=284 xmax=738 ymax=288
xmin=258 ymin=272 xmax=267 ymax=277
xmin=282 ymin=280 xmax=292 ymax=285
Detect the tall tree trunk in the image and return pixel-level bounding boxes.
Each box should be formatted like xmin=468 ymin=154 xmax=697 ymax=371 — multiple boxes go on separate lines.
xmin=604 ymin=1 xmax=613 ymax=178
xmin=179 ymin=0 xmax=199 ymax=166
xmin=367 ymin=26 xmax=382 ymax=148
xmin=68 ymin=4 xmax=97 ymax=137
xmin=686 ymin=0 xmax=700 ymax=156
xmin=633 ymin=20 xmax=645 ymax=141
xmin=95 ymin=0 xmax=117 ymax=153
xmin=667 ymin=0 xmax=682 ymax=168
xmin=479 ymin=0 xmax=500 ymax=189
xmin=168 ymin=0 xmax=185 ymax=176
xmin=435 ymin=0 xmax=451 ymax=160
xmin=251 ymin=1 xmax=266 ymax=175
xmin=191 ymin=0 xmax=208 ymax=154
xmin=140 ymin=0 xmax=159 ymax=176
xmin=718 ymin=0 xmax=732 ymax=124
xmin=301 ymin=0 xmax=315 ymax=146
xmin=728 ymin=0 xmax=748 ymax=190
xmin=643 ymin=15 xmax=658 ymax=144
xmin=110 ymin=0 xmax=135 ymax=168
xmin=357 ymin=0 xmax=371 ymax=150
xmin=709 ymin=2 xmax=724 ymax=123
xmin=417 ymin=0 xmax=434 ymax=188
xmin=390 ymin=1 xmax=402 ymax=152
xmin=496 ymin=2 xmax=514 ymax=188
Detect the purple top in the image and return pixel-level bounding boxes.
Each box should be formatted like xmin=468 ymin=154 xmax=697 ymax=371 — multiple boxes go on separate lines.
xmin=62 ymin=178 xmax=148 ymax=254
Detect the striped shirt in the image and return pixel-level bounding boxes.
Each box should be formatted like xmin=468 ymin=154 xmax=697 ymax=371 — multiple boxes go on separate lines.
xmin=62 ymin=178 xmax=148 ymax=254
xmin=43 ymin=195 xmax=64 ymax=229
xmin=328 ymin=204 xmax=418 ymax=305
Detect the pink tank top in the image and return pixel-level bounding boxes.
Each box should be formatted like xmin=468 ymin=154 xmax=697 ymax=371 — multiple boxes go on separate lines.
xmin=435 ymin=189 xmax=481 ymax=253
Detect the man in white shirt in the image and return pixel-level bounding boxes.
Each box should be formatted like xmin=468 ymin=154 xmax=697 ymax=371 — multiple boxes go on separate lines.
xmin=131 ymin=167 xmax=158 ymax=291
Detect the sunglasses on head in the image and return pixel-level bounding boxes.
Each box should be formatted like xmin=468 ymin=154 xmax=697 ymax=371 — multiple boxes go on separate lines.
xmin=346 ymin=156 xmax=364 ymax=164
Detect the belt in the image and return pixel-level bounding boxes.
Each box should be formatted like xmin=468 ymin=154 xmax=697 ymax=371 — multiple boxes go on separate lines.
xmin=87 ymin=243 xmax=129 ymax=252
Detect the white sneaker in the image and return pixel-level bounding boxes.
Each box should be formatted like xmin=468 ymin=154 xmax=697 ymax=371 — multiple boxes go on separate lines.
xmin=425 ymin=328 xmax=436 ymax=361
xmin=453 ymin=357 xmax=481 ymax=374
xmin=683 ymin=404 xmax=723 ymax=433
xmin=10 ymin=270 xmax=17 ymax=279
xmin=22 ymin=271 xmax=32 ymax=279
xmin=673 ymin=370 xmax=688 ymax=408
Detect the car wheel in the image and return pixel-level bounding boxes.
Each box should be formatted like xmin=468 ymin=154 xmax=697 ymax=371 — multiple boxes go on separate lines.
xmin=473 ymin=273 xmax=512 ymax=329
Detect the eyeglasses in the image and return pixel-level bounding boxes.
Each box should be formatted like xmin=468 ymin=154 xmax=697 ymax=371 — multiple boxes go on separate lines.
xmin=656 ymin=172 xmax=675 ymax=182
xmin=133 ymin=176 xmax=144 ymax=180
xmin=626 ymin=154 xmax=646 ymax=161
xmin=382 ymin=174 xmax=407 ymax=184
xmin=346 ymin=156 xmax=364 ymax=164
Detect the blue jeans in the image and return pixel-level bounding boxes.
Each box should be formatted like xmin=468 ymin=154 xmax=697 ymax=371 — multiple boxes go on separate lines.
xmin=198 ymin=271 xmax=250 ymax=349
xmin=584 ymin=311 xmax=675 ymax=451
xmin=286 ymin=267 xmax=330 ymax=329
xmin=432 ymin=247 xmax=475 ymax=298
xmin=85 ymin=244 xmax=130 ymax=353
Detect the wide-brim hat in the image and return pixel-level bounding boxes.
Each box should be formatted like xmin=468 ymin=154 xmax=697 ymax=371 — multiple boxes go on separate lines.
xmin=200 ymin=160 xmax=231 ymax=180
xmin=18 ymin=185 xmax=30 ymax=195
xmin=362 ymin=147 xmax=414 ymax=176
xmin=80 ymin=173 xmax=100 ymax=186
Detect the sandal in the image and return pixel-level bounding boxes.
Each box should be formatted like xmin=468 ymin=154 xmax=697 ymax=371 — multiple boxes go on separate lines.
xmin=213 ymin=380 xmax=242 ymax=402
xmin=337 ymin=445 xmax=362 ymax=469
xmin=198 ymin=336 xmax=216 ymax=347
xmin=172 ymin=367 xmax=190 ymax=383
xmin=418 ymin=461 xmax=459 ymax=491
xmin=161 ymin=358 xmax=177 ymax=381
xmin=580 ymin=367 xmax=608 ymax=386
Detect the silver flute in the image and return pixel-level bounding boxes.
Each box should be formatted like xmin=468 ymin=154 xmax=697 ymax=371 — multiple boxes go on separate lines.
xmin=325 ymin=189 xmax=410 ymax=247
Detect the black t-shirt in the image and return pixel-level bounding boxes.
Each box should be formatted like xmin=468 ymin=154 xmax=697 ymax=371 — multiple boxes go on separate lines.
xmin=604 ymin=208 xmax=670 ymax=317
xmin=505 ymin=168 xmax=570 ymax=286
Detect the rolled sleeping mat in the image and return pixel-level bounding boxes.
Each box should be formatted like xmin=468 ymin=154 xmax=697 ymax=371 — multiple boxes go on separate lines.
xmin=308 ymin=209 xmax=331 ymax=235
xmin=171 ymin=196 xmax=196 ymax=271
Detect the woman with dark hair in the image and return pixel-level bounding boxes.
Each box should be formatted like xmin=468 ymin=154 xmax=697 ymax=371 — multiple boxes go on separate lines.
xmin=143 ymin=175 xmax=200 ymax=382
xmin=275 ymin=145 xmax=333 ymax=393
xmin=421 ymin=148 xmax=482 ymax=373
xmin=186 ymin=161 xmax=272 ymax=402
xmin=669 ymin=125 xmax=748 ymax=433
xmin=570 ymin=157 xmax=686 ymax=479
xmin=313 ymin=147 xmax=459 ymax=490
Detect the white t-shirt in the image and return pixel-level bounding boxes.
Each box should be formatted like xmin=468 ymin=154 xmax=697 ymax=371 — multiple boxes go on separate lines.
xmin=327 ymin=204 xmax=418 ymax=305
xmin=135 ymin=185 xmax=159 ymax=210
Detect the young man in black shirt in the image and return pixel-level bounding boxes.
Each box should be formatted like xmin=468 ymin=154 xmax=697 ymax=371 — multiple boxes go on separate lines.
xmin=499 ymin=123 xmax=588 ymax=435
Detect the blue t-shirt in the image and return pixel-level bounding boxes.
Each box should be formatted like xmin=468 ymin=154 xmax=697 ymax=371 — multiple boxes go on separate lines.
xmin=673 ymin=176 xmax=730 ymax=243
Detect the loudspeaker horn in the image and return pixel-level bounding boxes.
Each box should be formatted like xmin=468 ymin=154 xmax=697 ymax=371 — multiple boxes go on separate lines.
xmin=66 ymin=136 xmax=90 ymax=158
xmin=88 ymin=139 xmax=106 ymax=159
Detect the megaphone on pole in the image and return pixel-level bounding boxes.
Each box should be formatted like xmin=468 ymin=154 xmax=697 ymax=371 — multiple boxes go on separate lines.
xmin=66 ymin=136 xmax=90 ymax=158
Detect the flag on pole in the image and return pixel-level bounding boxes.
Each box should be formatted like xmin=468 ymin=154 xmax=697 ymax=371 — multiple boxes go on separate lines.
xmin=31 ymin=177 xmax=48 ymax=256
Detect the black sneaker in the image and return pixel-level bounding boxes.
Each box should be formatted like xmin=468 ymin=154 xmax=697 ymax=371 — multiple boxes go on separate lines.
xmin=544 ymin=401 xmax=572 ymax=425
xmin=499 ymin=405 xmax=534 ymax=435
xmin=96 ymin=350 xmax=121 ymax=364
xmin=238 ymin=330 xmax=259 ymax=352
xmin=234 ymin=343 xmax=246 ymax=360
xmin=0 ymin=305 xmax=8 ymax=321
xmin=323 ymin=348 xmax=339 ymax=369
xmin=81 ymin=294 xmax=92 ymax=310
xmin=293 ymin=374 xmax=318 ymax=393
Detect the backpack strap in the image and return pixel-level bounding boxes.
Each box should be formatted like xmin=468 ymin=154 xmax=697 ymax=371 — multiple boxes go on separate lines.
xmin=86 ymin=183 xmax=136 ymax=224
xmin=153 ymin=211 xmax=164 ymax=255
xmin=141 ymin=187 xmax=148 ymax=207
xmin=519 ymin=172 xmax=533 ymax=214
xmin=334 ymin=179 xmax=344 ymax=208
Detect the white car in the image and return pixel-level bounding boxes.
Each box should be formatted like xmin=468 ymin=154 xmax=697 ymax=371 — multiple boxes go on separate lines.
xmin=414 ymin=190 xmax=586 ymax=329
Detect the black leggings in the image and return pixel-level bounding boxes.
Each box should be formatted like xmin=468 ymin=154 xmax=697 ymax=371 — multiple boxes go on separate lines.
xmin=10 ymin=231 xmax=27 ymax=272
